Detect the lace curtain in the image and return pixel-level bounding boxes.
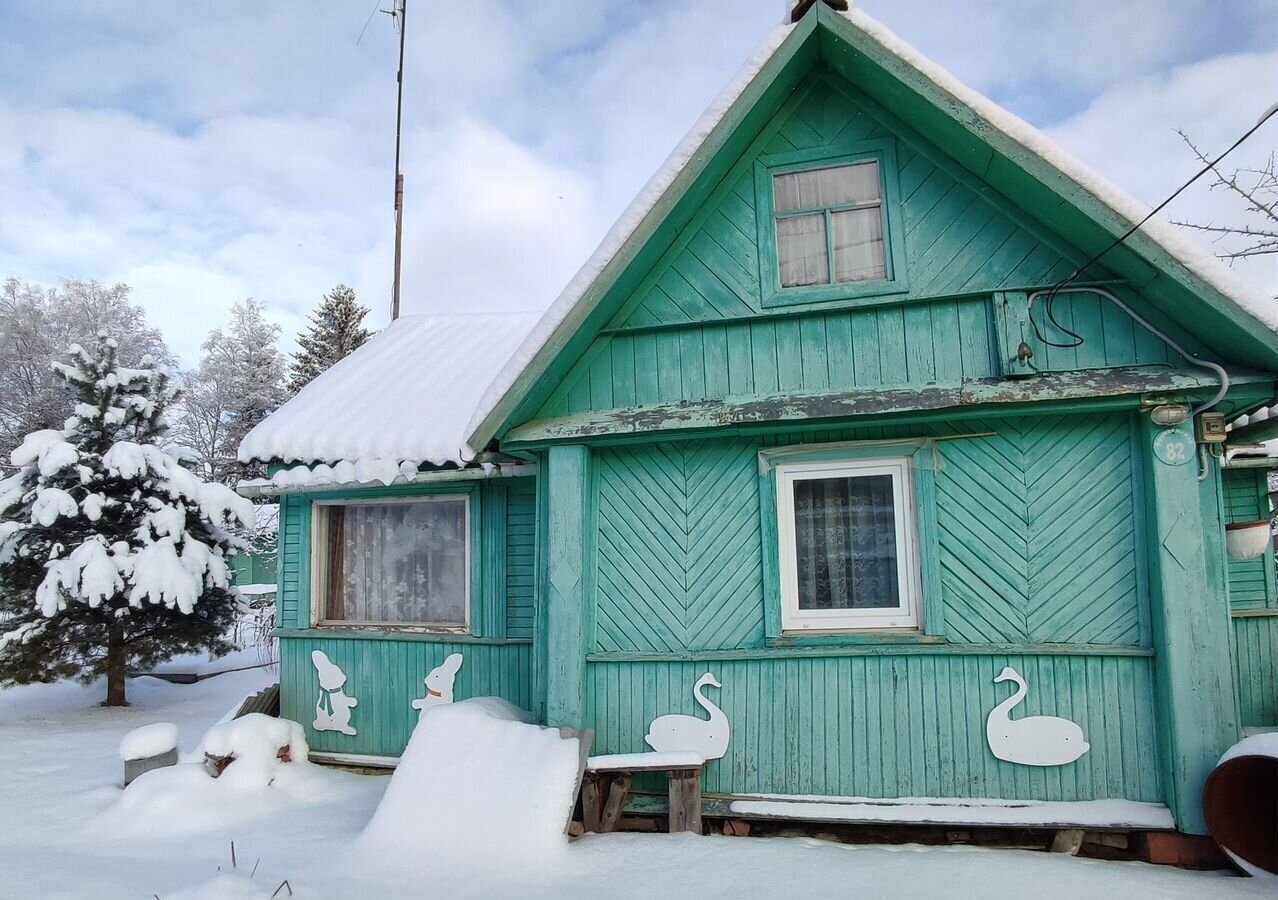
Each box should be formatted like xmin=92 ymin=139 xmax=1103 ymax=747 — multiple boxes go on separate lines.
xmin=792 ymin=474 xmax=899 ymax=610
xmin=322 ymin=500 xmax=468 ymax=625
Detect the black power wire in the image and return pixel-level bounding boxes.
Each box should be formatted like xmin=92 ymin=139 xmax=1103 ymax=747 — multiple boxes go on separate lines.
xmin=1032 ymin=102 xmax=1278 ymax=349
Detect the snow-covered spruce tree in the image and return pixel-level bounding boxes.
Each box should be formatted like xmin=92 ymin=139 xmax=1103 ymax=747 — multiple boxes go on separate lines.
xmin=0 ymin=335 xmax=252 ymax=706
xmin=287 ymin=284 xmax=372 ymax=393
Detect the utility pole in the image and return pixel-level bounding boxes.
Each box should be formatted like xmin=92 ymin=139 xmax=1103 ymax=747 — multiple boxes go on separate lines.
xmin=389 ymin=0 xmax=408 ymax=320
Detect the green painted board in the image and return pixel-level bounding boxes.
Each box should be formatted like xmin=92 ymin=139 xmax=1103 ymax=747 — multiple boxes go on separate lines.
xmin=583 ymin=653 xmax=1161 ymax=802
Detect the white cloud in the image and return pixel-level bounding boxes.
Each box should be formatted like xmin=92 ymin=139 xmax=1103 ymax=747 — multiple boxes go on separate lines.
xmin=0 ymin=0 xmax=1273 ymax=373
xmin=398 ymin=119 xmax=596 ymax=315
xmin=1047 ymin=50 xmax=1278 ymax=294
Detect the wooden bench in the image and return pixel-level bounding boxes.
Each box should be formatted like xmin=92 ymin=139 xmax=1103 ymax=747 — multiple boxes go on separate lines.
xmin=582 ymin=752 xmax=705 ymax=834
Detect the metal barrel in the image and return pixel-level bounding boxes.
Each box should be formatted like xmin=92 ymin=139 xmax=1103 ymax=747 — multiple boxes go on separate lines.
xmin=1203 ymin=735 xmax=1278 ymax=877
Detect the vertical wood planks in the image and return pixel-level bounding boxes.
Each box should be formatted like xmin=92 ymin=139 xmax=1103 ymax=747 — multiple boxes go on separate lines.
xmin=1140 ymin=417 xmax=1240 ymax=833
xmin=280 ymin=637 xmax=534 ymax=758
xmin=582 ymin=654 xmax=1160 ymax=803
xmin=545 ymin=446 xmax=594 ymax=726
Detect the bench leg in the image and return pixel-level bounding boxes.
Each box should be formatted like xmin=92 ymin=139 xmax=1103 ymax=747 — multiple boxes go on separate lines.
xmin=581 ymin=772 xmax=605 ymax=833
xmin=667 ymin=769 xmax=702 ymax=834
xmin=600 ymin=774 xmax=632 ymax=833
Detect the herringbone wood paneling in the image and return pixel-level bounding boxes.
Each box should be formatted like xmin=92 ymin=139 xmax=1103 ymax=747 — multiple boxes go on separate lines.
xmin=936 ymin=414 xmax=1143 ymax=645
xmin=597 ymin=416 xmax=1146 ymax=652
xmin=597 ymin=439 xmax=764 ymax=652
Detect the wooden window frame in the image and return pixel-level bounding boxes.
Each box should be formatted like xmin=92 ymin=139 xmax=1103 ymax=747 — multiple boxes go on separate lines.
xmin=754 ymin=137 xmax=909 ymax=309
xmin=309 ymin=489 xmax=478 ymax=634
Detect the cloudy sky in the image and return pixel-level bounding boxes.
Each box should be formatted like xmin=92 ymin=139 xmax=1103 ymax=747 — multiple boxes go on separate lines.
xmin=1 ymin=0 xmax=1274 ymax=366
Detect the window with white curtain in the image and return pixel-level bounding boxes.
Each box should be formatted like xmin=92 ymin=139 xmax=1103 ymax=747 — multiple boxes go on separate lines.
xmin=776 ymin=457 xmax=920 ymax=631
xmin=773 ymin=160 xmax=887 ymax=289
xmin=312 ymin=497 xmax=469 ymax=629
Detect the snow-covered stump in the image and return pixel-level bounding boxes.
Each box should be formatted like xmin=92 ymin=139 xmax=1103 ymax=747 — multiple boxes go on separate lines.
xmin=119 ymin=722 xmax=179 ymax=787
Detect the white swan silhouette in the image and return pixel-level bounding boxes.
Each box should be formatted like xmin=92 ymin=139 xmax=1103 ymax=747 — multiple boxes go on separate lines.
xmin=986 ymin=666 xmax=1089 ymax=766
xmin=644 ymin=672 xmax=730 ymax=760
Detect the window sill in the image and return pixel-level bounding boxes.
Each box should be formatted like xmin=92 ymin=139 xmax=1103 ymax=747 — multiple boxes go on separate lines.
xmin=276 ymin=627 xmax=531 ymax=646
xmin=768 ymin=631 xmax=943 ymax=649
xmin=760 ymin=280 xmax=910 ymax=311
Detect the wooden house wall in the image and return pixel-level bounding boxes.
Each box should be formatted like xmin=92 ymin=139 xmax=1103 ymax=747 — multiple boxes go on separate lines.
xmin=582 ymin=412 xmax=1161 ymax=801
xmin=534 ymin=75 xmax=1184 ymax=422
xmin=1222 ymin=467 xmax=1278 ymax=727
xmin=275 ymin=478 xmax=540 ymax=758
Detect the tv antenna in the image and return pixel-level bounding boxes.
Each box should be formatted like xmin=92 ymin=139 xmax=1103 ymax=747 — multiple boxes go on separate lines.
xmin=385 ymin=0 xmax=408 ymax=320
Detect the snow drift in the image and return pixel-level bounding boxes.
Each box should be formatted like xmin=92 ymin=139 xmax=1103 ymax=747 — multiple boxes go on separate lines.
xmin=96 ymin=714 xmax=331 ymax=839
xmin=355 ymin=698 xmax=584 ymax=874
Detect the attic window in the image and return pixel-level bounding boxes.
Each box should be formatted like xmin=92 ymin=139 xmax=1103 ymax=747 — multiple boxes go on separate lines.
xmin=774 ymin=161 xmax=886 ymax=287
xmin=754 ymin=138 xmax=908 ymax=308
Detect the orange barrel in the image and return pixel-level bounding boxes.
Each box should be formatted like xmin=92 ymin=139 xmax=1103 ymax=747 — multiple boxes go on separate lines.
xmin=1203 ymin=734 xmax=1277 ymax=876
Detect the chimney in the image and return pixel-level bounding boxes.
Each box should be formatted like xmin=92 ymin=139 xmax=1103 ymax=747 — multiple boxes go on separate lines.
xmin=790 ymin=0 xmax=849 ymax=24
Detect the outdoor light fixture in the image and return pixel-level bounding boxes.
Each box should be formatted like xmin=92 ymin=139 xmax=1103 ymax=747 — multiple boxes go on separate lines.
xmin=1150 ymin=404 xmax=1190 ymax=426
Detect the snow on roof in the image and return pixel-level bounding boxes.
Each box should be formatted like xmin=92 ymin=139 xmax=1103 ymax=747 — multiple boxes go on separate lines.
xmin=465 ymin=5 xmax=1278 ymax=449
xmin=841 ymin=8 xmax=1278 ymax=332
xmin=239 ymin=312 xmax=537 ymax=470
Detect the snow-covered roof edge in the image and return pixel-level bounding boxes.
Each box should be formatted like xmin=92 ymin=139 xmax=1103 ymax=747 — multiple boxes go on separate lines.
xmin=465 ymin=3 xmax=1278 ymax=451
xmin=462 ymin=21 xmax=795 ymax=447
xmin=238 ymin=312 xmax=537 ymax=473
xmin=840 ymin=7 xmax=1278 ymax=331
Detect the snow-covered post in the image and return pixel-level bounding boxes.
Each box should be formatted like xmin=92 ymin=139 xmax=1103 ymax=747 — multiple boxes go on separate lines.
xmin=0 ymin=334 xmax=254 ymax=706
xmin=120 ymin=722 xmax=180 ymax=786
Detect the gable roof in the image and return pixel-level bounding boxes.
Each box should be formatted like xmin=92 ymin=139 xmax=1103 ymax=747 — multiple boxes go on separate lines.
xmin=466 ymin=3 xmax=1278 ymax=450
xmin=238 ymin=311 xmax=536 ymax=471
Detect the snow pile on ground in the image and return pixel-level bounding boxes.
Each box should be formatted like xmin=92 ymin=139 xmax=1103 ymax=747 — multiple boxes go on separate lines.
xmin=0 ymin=671 xmax=1269 ymax=899
xmin=119 ymin=721 xmax=179 ymax=760
xmin=200 ymin=714 xmax=307 ymax=789
xmin=96 ymin=713 xmax=325 ymax=838
xmin=355 ymin=698 xmax=582 ymax=876
xmin=163 ymin=873 xmax=289 ymax=900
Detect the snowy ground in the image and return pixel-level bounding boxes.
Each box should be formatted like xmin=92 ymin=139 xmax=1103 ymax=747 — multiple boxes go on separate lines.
xmin=0 ymin=668 xmax=1269 ymax=900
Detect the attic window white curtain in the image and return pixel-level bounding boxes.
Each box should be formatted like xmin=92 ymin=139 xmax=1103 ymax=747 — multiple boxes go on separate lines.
xmin=318 ymin=499 xmax=468 ymax=627
xmin=774 ymin=160 xmax=886 ymax=288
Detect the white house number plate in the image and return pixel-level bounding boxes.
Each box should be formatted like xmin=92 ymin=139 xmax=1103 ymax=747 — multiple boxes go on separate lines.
xmin=1153 ymin=430 xmax=1193 ymax=466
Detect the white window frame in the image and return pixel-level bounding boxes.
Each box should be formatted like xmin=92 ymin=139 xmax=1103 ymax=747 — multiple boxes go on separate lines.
xmin=310 ymin=495 xmax=471 ymax=633
xmin=776 ymin=457 xmax=921 ymax=632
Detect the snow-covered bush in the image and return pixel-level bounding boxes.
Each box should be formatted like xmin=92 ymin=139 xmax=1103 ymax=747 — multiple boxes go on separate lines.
xmin=202 ymin=713 xmax=308 ymax=790
xmin=0 ymin=334 xmax=253 ymax=705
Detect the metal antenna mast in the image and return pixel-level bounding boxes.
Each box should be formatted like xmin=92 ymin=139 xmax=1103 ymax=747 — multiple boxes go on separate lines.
xmin=388 ymin=0 xmax=408 ymax=320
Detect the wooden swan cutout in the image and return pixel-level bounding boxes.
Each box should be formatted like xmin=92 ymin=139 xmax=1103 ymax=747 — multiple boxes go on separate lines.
xmin=645 ymin=672 xmax=730 ymax=760
xmin=312 ymin=650 xmax=358 ymax=736
xmin=411 ymin=653 xmax=464 ymax=719
xmin=986 ymin=666 xmax=1089 ymax=766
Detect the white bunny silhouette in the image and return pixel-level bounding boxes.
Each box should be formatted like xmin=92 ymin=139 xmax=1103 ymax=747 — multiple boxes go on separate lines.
xmin=312 ymin=650 xmax=358 ymax=736
xmin=411 ymin=653 xmax=464 ymax=719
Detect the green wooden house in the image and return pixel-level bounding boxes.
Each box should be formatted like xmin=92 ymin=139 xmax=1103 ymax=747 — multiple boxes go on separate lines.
xmin=238 ymin=3 xmax=1278 ymax=837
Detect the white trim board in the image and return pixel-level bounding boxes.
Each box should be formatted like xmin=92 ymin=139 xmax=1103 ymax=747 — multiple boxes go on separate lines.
xmin=727 ymin=795 xmax=1175 ymax=830
xmin=309 ymin=751 xmax=400 ymax=769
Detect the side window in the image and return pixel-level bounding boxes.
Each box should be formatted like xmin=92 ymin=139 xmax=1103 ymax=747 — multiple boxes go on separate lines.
xmin=775 ymin=457 xmax=921 ymax=631
xmin=312 ymin=496 xmax=470 ymax=630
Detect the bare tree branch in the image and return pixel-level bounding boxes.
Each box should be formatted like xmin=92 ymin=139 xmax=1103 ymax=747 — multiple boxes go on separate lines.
xmin=1174 ymin=130 xmax=1278 ymax=269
